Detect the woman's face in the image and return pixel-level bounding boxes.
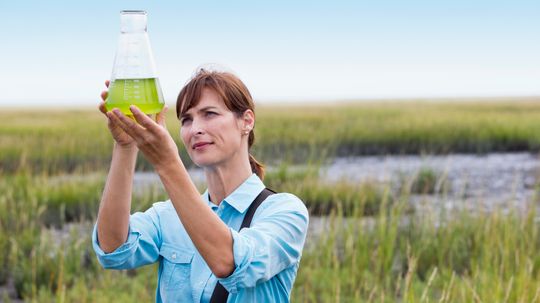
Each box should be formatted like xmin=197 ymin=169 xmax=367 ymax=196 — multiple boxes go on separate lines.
xmin=179 ymin=88 xmax=252 ymax=168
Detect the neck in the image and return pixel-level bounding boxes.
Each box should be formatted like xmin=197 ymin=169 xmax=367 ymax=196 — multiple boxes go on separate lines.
xmin=205 ymin=153 xmax=253 ymax=206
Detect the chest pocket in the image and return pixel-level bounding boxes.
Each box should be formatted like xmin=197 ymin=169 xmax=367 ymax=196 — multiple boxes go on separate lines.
xmin=160 ymin=243 xmax=194 ymax=291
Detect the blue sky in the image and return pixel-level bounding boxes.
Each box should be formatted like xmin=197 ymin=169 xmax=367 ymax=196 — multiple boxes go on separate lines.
xmin=1 ymin=0 xmax=539 ymax=106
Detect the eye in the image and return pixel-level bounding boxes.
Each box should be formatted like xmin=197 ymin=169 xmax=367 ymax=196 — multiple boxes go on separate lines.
xmin=180 ymin=117 xmax=192 ymax=126
xmin=205 ymin=111 xmax=218 ymax=117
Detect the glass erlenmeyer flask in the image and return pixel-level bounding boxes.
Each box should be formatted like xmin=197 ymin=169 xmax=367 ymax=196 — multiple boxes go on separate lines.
xmin=106 ymin=10 xmax=164 ymax=115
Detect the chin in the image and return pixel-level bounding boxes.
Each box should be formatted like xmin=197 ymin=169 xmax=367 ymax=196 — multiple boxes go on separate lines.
xmin=191 ymin=155 xmax=218 ymax=168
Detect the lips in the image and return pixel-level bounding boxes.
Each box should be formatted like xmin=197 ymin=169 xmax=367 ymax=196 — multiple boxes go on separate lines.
xmin=192 ymin=142 xmax=213 ymax=150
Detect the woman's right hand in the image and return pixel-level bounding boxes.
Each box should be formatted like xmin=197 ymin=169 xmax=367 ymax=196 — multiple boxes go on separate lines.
xmin=98 ymin=80 xmax=137 ymax=148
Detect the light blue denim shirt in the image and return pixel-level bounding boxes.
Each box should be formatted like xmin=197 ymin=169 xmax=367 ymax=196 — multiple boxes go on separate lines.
xmin=92 ymin=174 xmax=309 ymax=302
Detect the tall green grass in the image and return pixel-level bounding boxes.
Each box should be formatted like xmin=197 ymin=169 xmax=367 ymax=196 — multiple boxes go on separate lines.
xmin=2 ymin=101 xmax=540 ymax=301
xmin=2 ymin=99 xmax=540 ymax=173
xmin=2 ymin=167 xmax=540 ymax=301
xmin=256 ymin=100 xmax=540 ymax=160
xmin=0 ymin=170 xmax=166 ymax=301
xmin=264 ymin=164 xmax=390 ymax=216
xmin=293 ymin=193 xmax=540 ymax=302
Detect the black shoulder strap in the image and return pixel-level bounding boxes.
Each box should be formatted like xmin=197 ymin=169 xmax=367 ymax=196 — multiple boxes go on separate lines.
xmin=210 ymin=188 xmax=275 ymax=303
xmin=240 ymin=188 xmax=275 ymax=230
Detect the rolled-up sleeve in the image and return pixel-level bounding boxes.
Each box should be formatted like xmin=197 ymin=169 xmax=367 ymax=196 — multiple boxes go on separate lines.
xmin=92 ymin=205 xmax=162 ymax=270
xmin=217 ymin=193 xmax=309 ymax=293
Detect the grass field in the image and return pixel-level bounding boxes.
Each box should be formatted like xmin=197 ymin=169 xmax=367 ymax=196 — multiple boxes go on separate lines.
xmin=2 ymin=170 xmax=540 ymax=302
xmin=2 ymin=99 xmax=540 ymax=302
xmin=2 ymin=99 xmax=540 ymax=173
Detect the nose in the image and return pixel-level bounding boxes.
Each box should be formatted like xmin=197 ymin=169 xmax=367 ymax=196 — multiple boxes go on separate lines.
xmin=190 ymin=117 xmax=205 ymax=136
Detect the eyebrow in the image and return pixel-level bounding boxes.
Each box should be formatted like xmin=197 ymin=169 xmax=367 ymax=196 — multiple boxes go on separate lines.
xmin=181 ymin=106 xmax=220 ymax=119
xmin=197 ymin=106 xmax=219 ymax=113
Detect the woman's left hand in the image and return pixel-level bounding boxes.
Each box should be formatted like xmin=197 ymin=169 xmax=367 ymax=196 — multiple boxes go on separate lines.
xmin=107 ymin=105 xmax=181 ymax=171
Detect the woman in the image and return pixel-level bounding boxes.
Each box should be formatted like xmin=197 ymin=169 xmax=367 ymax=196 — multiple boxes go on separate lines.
xmin=92 ymin=69 xmax=309 ymax=302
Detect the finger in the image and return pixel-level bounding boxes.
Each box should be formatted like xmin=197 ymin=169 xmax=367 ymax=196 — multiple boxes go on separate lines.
xmin=105 ymin=111 xmax=119 ymax=129
xmin=105 ymin=111 xmax=115 ymax=124
xmin=156 ymin=105 xmax=169 ymax=126
xmin=106 ymin=111 xmax=130 ymax=135
xmin=112 ymin=108 xmax=145 ymax=138
xmin=101 ymin=90 xmax=108 ymax=102
xmin=105 ymin=80 xmax=110 ymax=88
xmin=129 ymin=105 xmax=160 ymax=132
xmin=98 ymin=101 xmax=107 ymax=114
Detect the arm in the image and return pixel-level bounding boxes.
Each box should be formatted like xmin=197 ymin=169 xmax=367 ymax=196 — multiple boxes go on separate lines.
xmin=217 ymin=194 xmax=309 ymax=292
xmin=157 ymin=162 xmax=235 ymax=278
xmin=96 ymin=142 xmax=138 ymax=253
xmin=107 ymin=106 xmax=235 ymax=278
xmin=93 ymin=203 xmax=163 ymax=269
xmin=95 ymin=82 xmax=140 ymax=253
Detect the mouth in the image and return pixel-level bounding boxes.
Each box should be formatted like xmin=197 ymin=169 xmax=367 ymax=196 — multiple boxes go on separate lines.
xmin=192 ymin=142 xmax=213 ymax=150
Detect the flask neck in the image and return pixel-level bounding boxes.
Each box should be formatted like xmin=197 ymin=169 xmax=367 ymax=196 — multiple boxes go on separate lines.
xmin=120 ymin=10 xmax=147 ymax=33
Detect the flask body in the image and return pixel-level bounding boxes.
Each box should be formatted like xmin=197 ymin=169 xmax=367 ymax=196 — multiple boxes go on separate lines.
xmin=107 ymin=78 xmax=164 ymax=114
xmin=106 ymin=11 xmax=164 ymax=115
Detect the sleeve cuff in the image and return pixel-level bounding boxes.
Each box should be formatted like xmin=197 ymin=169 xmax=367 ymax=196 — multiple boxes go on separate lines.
xmin=92 ymin=223 xmax=141 ymax=269
xmin=216 ymin=228 xmax=250 ymax=293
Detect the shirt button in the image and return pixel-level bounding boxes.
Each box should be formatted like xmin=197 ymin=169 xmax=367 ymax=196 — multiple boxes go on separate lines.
xmin=172 ymin=253 xmax=177 ymax=260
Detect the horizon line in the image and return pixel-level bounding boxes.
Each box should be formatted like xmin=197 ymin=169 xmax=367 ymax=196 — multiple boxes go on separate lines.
xmin=1 ymin=95 xmax=539 ymax=110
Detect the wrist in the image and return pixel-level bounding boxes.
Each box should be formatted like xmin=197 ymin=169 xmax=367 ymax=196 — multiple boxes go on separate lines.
xmin=155 ymin=155 xmax=185 ymax=177
xmin=114 ymin=142 xmax=138 ymax=152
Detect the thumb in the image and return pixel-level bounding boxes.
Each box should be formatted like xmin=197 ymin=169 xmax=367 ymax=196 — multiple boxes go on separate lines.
xmin=156 ymin=105 xmax=169 ymax=127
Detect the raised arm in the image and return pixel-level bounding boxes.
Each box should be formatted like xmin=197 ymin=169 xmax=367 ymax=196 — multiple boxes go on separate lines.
xmin=96 ymin=142 xmax=138 ymax=253
xmin=96 ymin=80 xmax=139 ymax=253
xmin=106 ymin=105 xmax=235 ymax=278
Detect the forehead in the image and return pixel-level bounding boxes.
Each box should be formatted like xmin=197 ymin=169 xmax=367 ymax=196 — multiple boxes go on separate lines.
xmin=185 ymin=88 xmax=227 ymax=113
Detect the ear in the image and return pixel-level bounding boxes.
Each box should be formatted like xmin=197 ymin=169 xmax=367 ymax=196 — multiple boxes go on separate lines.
xmin=241 ymin=109 xmax=255 ymax=131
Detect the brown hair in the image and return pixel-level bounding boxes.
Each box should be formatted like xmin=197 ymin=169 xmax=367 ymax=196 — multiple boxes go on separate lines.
xmin=176 ymin=68 xmax=265 ymax=179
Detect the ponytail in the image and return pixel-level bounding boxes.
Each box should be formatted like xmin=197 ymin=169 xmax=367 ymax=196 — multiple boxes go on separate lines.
xmin=249 ymin=154 xmax=265 ymax=180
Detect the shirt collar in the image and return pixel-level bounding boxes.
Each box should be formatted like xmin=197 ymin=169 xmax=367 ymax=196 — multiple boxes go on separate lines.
xmin=202 ymin=174 xmax=265 ymax=213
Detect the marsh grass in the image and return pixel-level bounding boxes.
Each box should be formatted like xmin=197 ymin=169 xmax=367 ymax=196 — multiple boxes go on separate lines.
xmin=401 ymin=167 xmax=450 ymax=195
xmin=293 ymin=192 xmax=540 ymax=302
xmin=2 ymin=100 xmax=540 ymax=173
xmin=265 ymin=164 xmax=389 ymax=216
xmin=3 ymin=100 xmax=540 ymax=301
xmin=2 ymin=166 xmax=540 ymax=301
xmin=0 ymin=170 xmax=164 ymax=301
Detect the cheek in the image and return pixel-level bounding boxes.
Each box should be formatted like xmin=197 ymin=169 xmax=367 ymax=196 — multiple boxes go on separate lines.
xmin=210 ymin=119 xmax=235 ymax=137
xmin=180 ymin=128 xmax=189 ymax=146
xmin=221 ymin=122 xmax=242 ymax=141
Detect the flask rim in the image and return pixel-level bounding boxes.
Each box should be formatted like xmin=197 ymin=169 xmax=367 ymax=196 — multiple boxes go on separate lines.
xmin=120 ymin=10 xmax=147 ymax=15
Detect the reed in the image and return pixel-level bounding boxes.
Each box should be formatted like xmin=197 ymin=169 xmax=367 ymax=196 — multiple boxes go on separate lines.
xmin=2 ymin=167 xmax=540 ymax=301
xmin=292 ymin=192 xmax=540 ymax=302
xmin=2 ymin=99 xmax=540 ymax=173
xmin=2 ymin=100 xmax=540 ymax=301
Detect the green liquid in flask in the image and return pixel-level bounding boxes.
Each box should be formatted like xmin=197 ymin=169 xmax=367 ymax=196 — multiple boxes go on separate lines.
xmin=105 ymin=78 xmax=164 ymax=115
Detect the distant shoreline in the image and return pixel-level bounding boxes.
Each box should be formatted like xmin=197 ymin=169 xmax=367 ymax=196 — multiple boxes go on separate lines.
xmin=1 ymin=95 xmax=539 ymax=110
